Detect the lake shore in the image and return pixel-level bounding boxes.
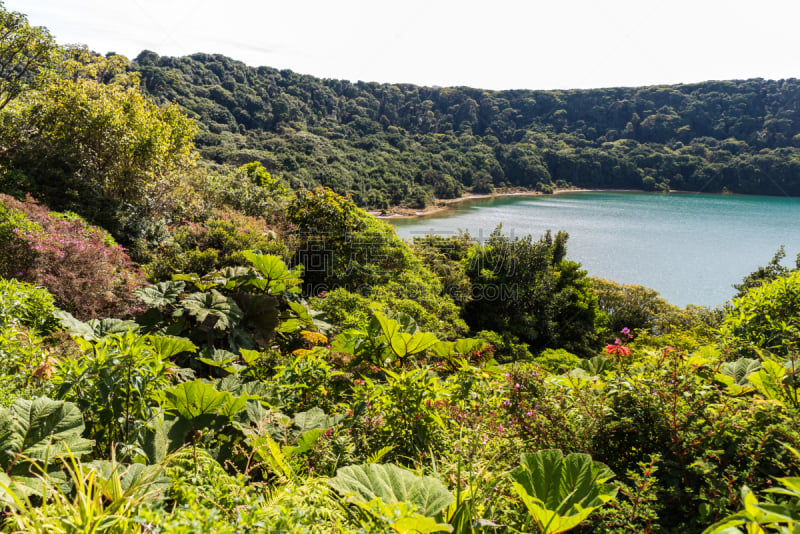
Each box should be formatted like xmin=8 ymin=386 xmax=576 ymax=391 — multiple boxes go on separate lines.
xmin=386 ymin=190 xmax=800 ymax=307
xmin=370 ymin=187 xmax=642 ymax=219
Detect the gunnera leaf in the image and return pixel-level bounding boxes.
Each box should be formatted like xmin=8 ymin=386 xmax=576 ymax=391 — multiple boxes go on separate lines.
xmin=719 ymin=358 xmax=762 ymax=385
xmin=328 ymin=463 xmax=453 ymax=518
xmin=181 ymin=290 xmax=244 ymax=331
xmin=0 ymin=398 xmax=93 ymax=475
xmin=135 ymin=281 xmax=185 ymax=308
xmin=510 ymin=449 xmax=617 ymax=534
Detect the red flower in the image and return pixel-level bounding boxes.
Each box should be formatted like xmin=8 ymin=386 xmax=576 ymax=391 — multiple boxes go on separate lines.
xmin=605 ymin=344 xmax=631 ymax=357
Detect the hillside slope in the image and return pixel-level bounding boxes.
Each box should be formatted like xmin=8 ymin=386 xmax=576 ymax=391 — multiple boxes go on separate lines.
xmin=134 ymin=51 xmax=800 ymax=207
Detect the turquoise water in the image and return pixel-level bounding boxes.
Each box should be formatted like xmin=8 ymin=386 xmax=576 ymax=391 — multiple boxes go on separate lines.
xmin=389 ymin=192 xmax=800 ymax=307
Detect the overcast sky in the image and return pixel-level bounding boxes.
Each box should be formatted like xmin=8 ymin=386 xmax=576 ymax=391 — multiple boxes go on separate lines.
xmin=7 ymin=0 xmax=800 ymax=90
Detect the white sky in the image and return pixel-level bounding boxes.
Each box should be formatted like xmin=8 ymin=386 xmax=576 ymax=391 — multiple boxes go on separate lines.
xmin=7 ymin=0 xmax=800 ymax=91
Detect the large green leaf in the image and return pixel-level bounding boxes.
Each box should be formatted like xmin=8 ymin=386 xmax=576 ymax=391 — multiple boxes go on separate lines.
xmin=278 ymin=301 xmax=317 ymax=334
xmin=243 ymin=251 xmax=303 ymax=294
xmin=135 ymin=281 xmax=185 ymax=308
xmin=53 ymin=309 xmax=95 ymax=338
xmin=85 ymin=318 xmax=140 ymax=337
xmin=719 ymin=358 xmax=762 ymax=386
xmin=139 ymin=413 xmax=177 ymax=464
xmin=356 ymin=498 xmax=453 ymax=533
xmin=748 ymin=359 xmax=788 ymax=402
xmin=0 ymin=398 xmax=93 ymax=475
xmin=328 ymin=463 xmax=454 ymax=518
xmin=510 ymin=449 xmax=617 ymax=534
xmin=146 ymin=380 xmax=250 ymax=460
xmin=702 ymin=484 xmax=800 ymax=533
xmin=215 ymin=266 xmax=253 ymax=290
xmin=430 ymin=338 xmax=486 ymax=361
xmin=218 ymin=390 xmax=253 ymax=419
xmin=233 ymin=293 xmax=279 ymax=343
xmin=161 ymin=380 xmax=230 ymax=421
xmin=54 ymin=311 xmax=138 ymax=340
xmin=86 ymin=460 xmax=170 ymax=503
xmin=181 ymin=290 xmax=244 ymax=331
xmin=244 ymin=251 xmax=290 ymax=280
xmin=293 ymin=407 xmax=345 ymax=433
xmin=283 ymin=428 xmax=325 ymax=459
xmin=140 ymin=413 xmax=205 ymax=464
xmin=215 ymin=376 xmax=268 ymax=398
xmin=197 ymin=348 xmax=245 ymax=375
xmin=574 ymin=356 xmax=612 ymax=376
xmin=375 ymin=311 xmax=440 ymax=360
xmin=148 ymin=335 xmax=197 ymax=359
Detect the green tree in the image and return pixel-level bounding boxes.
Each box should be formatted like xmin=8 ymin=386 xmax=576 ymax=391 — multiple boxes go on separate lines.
xmin=238 ymin=161 xmax=286 ymax=195
xmin=733 ymin=246 xmax=799 ymax=299
xmin=463 ymin=226 xmax=599 ymax=357
xmin=721 ymin=269 xmax=800 ymax=358
xmin=1 ymin=75 xmax=197 ymax=229
xmin=592 ymin=277 xmax=682 ymax=336
xmin=0 ymin=3 xmax=56 ymax=111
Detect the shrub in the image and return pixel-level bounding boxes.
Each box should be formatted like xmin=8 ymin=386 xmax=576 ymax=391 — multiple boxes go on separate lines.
xmin=534 ymin=348 xmax=580 ymax=374
xmin=143 ymin=208 xmax=287 ymax=280
xmin=190 ymin=162 xmax=288 ymax=218
xmin=0 ymin=194 xmax=40 ymax=277
xmin=352 ymin=367 xmax=454 ymax=465
xmin=2 ymin=76 xmax=197 ymax=220
xmin=478 ymin=329 xmax=533 ymax=362
xmin=0 ymin=194 xmax=146 ymax=319
xmin=464 ymin=227 xmax=600 ymax=357
xmin=411 ymin=232 xmax=474 ymax=306
xmin=289 ymin=187 xmax=467 ymax=337
xmin=53 ymin=330 xmax=190 ymax=455
xmin=502 ymin=363 xmax=603 ymax=453
xmin=287 ymin=186 xmax=366 ymax=239
xmin=592 ymin=277 xmax=681 ymax=336
xmin=721 ymin=270 xmax=800 ymax=358
xmin=270 ymin=348 xmax=344 ymax=414
xmin=0 ymin=325 xmax=55 ymax=407
xmin=311 ymin=287 xmax=373 ymax=331
xmin=0 ymin=277 xmax=59 ymax=334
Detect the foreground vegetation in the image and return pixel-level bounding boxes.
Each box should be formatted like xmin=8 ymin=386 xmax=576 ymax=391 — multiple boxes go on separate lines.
xmin=2 ymin=4 xmax=800 ymax=533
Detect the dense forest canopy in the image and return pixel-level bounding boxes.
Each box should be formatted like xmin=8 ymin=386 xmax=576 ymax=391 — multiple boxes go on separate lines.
xmin=133 ymin=50 xmax=800 ymax=207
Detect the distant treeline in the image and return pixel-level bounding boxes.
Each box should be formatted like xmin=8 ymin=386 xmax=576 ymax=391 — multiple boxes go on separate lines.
xmin=133 ymin=51 xmax=800 ymax=207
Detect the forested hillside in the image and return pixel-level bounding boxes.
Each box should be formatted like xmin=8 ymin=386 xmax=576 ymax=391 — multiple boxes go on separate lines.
xmin=4 ymin=4 xmax=800 ymax=533
xmin=134 ymin=51 xmax=800 ymax=207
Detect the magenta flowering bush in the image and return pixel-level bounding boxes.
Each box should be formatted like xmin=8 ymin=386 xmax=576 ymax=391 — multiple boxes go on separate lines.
xmin=0 ymin=194 xmax=146 ymax=318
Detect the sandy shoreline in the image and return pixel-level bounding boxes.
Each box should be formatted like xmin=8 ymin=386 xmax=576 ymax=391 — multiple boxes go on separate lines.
xmin=370 ymin=188 xmax=605 ymax=219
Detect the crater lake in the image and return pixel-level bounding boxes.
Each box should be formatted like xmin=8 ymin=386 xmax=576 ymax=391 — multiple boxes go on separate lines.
xmin=388 ymin=192 xmax=800 ymax=307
